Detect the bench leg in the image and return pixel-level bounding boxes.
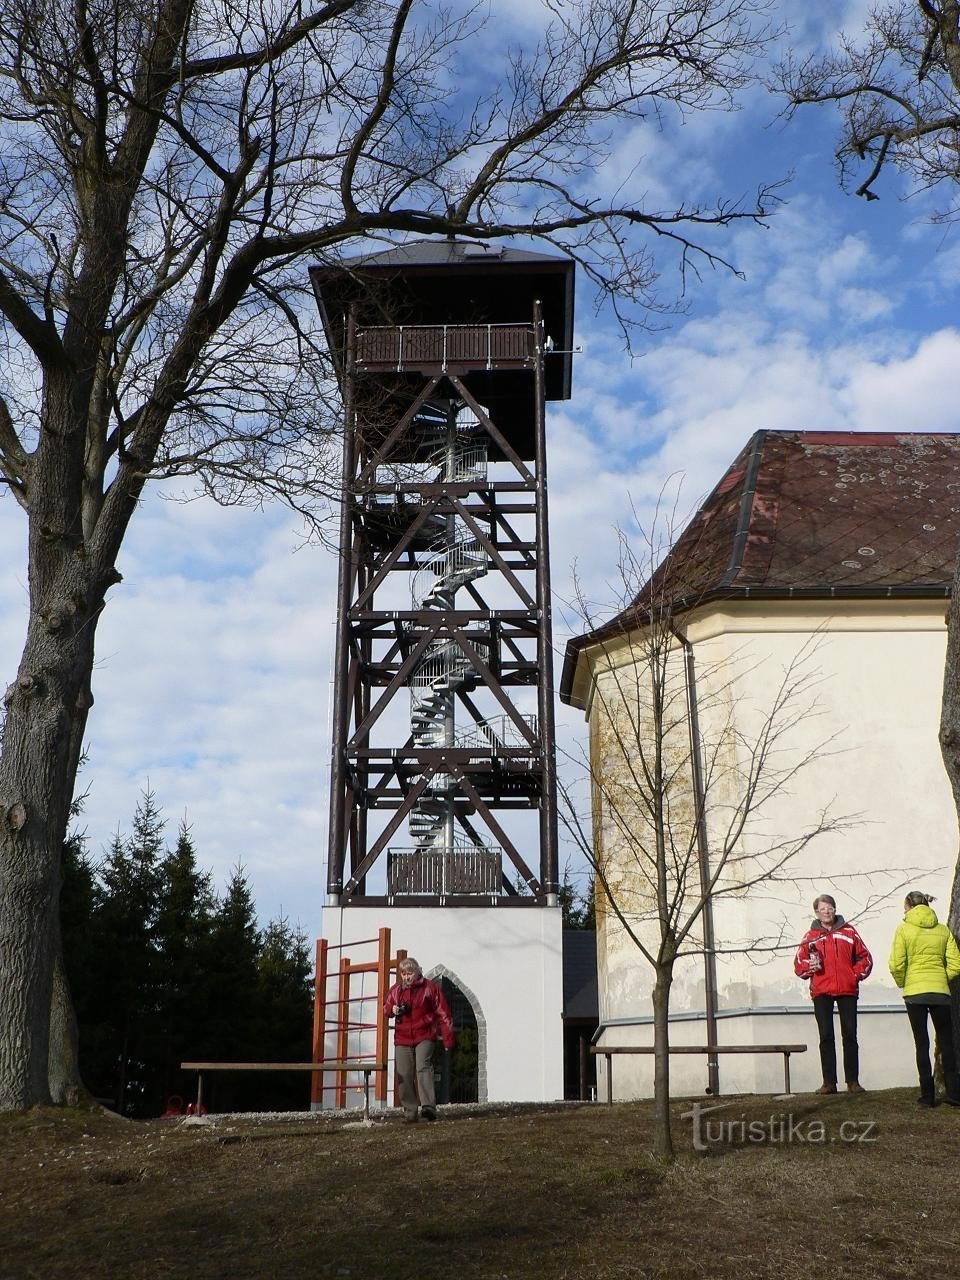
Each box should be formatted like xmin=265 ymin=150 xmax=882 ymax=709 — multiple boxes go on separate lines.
xmin=362 ymin=1070 xmax=371 ymax=1121
xmin=606 ymin=1054 xmax=612 ymax=1105
xmin=783 ymin=1053 xmax=791 ymax=1095
xmin=197 ymin=1073 xmax=204 ymax=1113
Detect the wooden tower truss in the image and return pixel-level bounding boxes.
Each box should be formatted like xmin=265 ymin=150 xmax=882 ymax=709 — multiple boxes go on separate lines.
xmin=311 ymin=242 xmax=574 ymax=909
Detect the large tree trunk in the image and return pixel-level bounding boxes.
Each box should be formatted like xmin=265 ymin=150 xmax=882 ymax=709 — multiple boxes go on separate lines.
xmin=0 ymin=481 xmax=103 ymax=1108
xmin=48 ymin=944 xmax=82 ymax=1107
xmin=651 ymin=961 xmax=675 ymax=1160
xmin=948 ymin=856 xmax=960 ymax=1067
xmin=937 ymin=551 xmax=960 ymax=1059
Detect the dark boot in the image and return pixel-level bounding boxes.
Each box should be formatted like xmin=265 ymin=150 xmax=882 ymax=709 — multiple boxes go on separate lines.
xmin=944 ymin=1070 xmax=960 ymax=1107
xmin=917 ymin=1080 xmax=937 ymax=1108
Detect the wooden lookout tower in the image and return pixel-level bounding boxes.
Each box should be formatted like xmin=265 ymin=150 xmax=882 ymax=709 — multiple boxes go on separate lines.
xmin=310 ymin=240 xmax=575 ymax=1103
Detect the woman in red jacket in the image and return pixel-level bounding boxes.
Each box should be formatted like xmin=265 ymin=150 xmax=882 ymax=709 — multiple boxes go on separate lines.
xmin=794 ymin=893 xmax=873 ymax=1094
xmin=384 ymin=957 xmax=455 ymax=1123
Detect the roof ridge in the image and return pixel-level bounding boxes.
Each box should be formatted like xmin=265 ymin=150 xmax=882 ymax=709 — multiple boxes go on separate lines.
xmin=717 ymin=428 xmax=768 ymax=588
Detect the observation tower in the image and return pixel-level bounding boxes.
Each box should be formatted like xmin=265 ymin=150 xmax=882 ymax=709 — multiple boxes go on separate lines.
xmin=310 ymin=240 xmax=574 ymax=1103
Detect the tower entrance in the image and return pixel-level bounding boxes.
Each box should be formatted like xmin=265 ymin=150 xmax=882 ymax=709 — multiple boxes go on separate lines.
xmin=436 ymin=976 xmax=480 ymax=1104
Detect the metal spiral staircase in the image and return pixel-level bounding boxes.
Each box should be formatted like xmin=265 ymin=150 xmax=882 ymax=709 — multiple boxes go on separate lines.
xmin=364 ymin=402 xmax=544 ymax=898
xmin=406 ymin=424 xmax=491 ymax=869
xmin=375 ymin=407 xmax=544 ymax=899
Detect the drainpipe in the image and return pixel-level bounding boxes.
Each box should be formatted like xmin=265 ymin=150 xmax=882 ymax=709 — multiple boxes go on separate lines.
xmin=671 ymin=623 xmax=721 ymax=1097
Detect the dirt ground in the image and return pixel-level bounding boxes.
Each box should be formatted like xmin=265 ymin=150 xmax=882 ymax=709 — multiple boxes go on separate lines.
xmin=1 ymin=1090 xmax=957 ymax=1280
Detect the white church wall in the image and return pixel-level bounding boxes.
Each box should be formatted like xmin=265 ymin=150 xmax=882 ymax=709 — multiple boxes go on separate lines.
xmin=591 ymin=600 xmax=956 ymax=1099
xmin=321 ymin=904 xmax=564 ymax=1105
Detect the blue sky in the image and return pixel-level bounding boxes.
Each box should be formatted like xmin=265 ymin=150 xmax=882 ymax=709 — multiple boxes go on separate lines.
xmin=3 ymin=0 xmax=960 ymax=928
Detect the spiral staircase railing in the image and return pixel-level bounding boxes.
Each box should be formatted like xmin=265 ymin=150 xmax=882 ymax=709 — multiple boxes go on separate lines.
xmin=391 ymin=432 xmax=507 ymax=891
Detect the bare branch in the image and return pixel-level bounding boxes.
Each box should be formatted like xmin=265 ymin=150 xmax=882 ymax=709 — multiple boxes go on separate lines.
xmin=775 ymin=1 xmax=960 ymax=216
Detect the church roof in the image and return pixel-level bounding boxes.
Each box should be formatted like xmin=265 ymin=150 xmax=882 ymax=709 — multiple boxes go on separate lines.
xmin=559 ymin=429 xmax=960 ymax=706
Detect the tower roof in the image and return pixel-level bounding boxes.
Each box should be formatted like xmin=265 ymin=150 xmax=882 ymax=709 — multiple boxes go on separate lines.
xmin=560 ymin=429 xmax=960 ymax=706
xmin=326 ymin=238 xmax=572 ymax=270
xmin=310 ymin=237 xmax=575 ymax=405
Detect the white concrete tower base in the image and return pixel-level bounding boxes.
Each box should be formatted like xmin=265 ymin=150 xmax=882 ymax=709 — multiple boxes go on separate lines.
xmin=322 ymin=904 xmax=564 ymax=1104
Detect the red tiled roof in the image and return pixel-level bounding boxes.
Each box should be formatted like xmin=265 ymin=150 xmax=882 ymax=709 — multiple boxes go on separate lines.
xmin=559 ymin=429 xmax=960 ymax=705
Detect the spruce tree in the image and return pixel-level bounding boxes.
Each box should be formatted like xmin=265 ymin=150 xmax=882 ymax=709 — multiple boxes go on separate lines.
xmin=559 ymin=863 xmax=595 ymax=931
xmin=203 ymin=866 xmax=262 ymax=1110
xmin=64 ymin=791 xmax=317 ymax=1114
xmin=60 ymin=831 xmax=97 ymax=1028
xmin=88 ymin=789 xmax=165 ymax=1114
xmin=155 ymin=822 xmax=215 ymax=1107
xmin=255 ymin=917 xmax=314 ymax=1110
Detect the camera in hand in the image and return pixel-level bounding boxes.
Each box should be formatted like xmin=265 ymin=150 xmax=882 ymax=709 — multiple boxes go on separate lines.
xmin=396 ymin=1002 xmax=410 ymax=1018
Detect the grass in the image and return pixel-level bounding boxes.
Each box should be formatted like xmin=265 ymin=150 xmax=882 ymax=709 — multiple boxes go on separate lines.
xmin=0 ymin=1090 xmax=957 ymax=1279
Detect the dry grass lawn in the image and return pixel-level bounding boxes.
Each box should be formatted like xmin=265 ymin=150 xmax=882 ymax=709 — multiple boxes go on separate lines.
xmin=0 ymin=1089 xmax=957 ymax=1279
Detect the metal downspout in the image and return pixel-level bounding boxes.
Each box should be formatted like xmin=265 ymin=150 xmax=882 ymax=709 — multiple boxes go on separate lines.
xmin=673 ymin=623 xmax=721 ymax=1096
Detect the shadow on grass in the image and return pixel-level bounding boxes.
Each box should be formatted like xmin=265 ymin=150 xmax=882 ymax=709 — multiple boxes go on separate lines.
xmin=1 ymin=1093 xmax=958 ymax=1279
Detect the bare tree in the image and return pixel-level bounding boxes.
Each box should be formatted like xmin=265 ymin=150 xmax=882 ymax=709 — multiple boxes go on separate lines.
xmin=775 ymin=0 xmax=960 ymax=1025
xmin=0 ymin=0 xmax=780 ymax=1110
xmin=777 ymin=2 xmax=960 ymax=211
xmin=558 ymin=513 xmax=874 ymax=1158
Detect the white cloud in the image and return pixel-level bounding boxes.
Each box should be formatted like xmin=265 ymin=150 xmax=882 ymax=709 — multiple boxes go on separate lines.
xmin=839 ymin=329 xmax=960 ymax=430
xmin=1 ymin=490 xmax=334 ymax=929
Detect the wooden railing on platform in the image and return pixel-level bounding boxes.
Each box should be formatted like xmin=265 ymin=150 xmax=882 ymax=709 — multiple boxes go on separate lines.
xmin=355 ymin=323 xmax=534 ymax=373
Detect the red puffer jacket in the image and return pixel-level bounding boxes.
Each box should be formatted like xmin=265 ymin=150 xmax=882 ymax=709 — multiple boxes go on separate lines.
xmin=794 ymin=917 xmax=873 ymax=998
xmin=384 ymin=976 xmax=455 ymax=1049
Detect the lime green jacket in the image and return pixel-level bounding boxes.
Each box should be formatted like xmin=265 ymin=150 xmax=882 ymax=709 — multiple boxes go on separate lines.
xmin=888 ymin=904 xmax=960 ymax=998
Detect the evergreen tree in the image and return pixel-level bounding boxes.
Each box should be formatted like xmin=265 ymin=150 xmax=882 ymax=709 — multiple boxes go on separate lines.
xmin=86 ymin=789 xmax=165 ymax=1113
xmin=254 ymin=916 xmax=314 ymax=1110
xmin=559 ymin=863 xmax=595 ymax=931
xmin=63 ymin=787 xmax=318 ymax=1114
xmin=202 ymin=865 xmax=262 ymax=1109
xmin=55 ymin=826 xmax=98 ymax=1104
xmin=60 ymin=831 xmax=98 ymax=1026
xmin=154 ymin=822 xmax=215 ymax=1106
xmin=580 ymin=877 xmax=596 ymax=932
xmin=257 ymin=917 xmax=312 ymax=1052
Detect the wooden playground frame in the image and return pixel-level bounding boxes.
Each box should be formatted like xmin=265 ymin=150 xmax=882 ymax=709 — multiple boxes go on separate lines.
xmin=311 ymin=926 xmax=405 ymax=1109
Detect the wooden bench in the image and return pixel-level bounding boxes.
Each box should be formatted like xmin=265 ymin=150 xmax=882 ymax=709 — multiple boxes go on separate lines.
xmin=590 ymin=1043 xmax=807 ymax=1100
xmin=180 ymin=1061 xmax=387 ymax=1120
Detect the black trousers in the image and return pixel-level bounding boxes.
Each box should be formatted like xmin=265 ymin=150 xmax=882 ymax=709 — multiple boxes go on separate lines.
xmin=906 ymin=1002 xmax=960 ymax=1099
xmin=812 ymin=994 xmax=859 ymax=1085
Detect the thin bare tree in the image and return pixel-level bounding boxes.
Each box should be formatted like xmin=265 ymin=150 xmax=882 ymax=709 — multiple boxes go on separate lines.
xmin=558 ymin=512 xmax=873 ymax=1158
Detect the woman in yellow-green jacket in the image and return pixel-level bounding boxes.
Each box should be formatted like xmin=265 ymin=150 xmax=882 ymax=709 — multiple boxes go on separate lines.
xmin=888 ymin=891 xmax=960 ymax=1107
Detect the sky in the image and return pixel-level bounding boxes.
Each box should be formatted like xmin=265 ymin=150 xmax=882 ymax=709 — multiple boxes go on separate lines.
xmin=3 ymin=1 xmax=960 ymax=931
